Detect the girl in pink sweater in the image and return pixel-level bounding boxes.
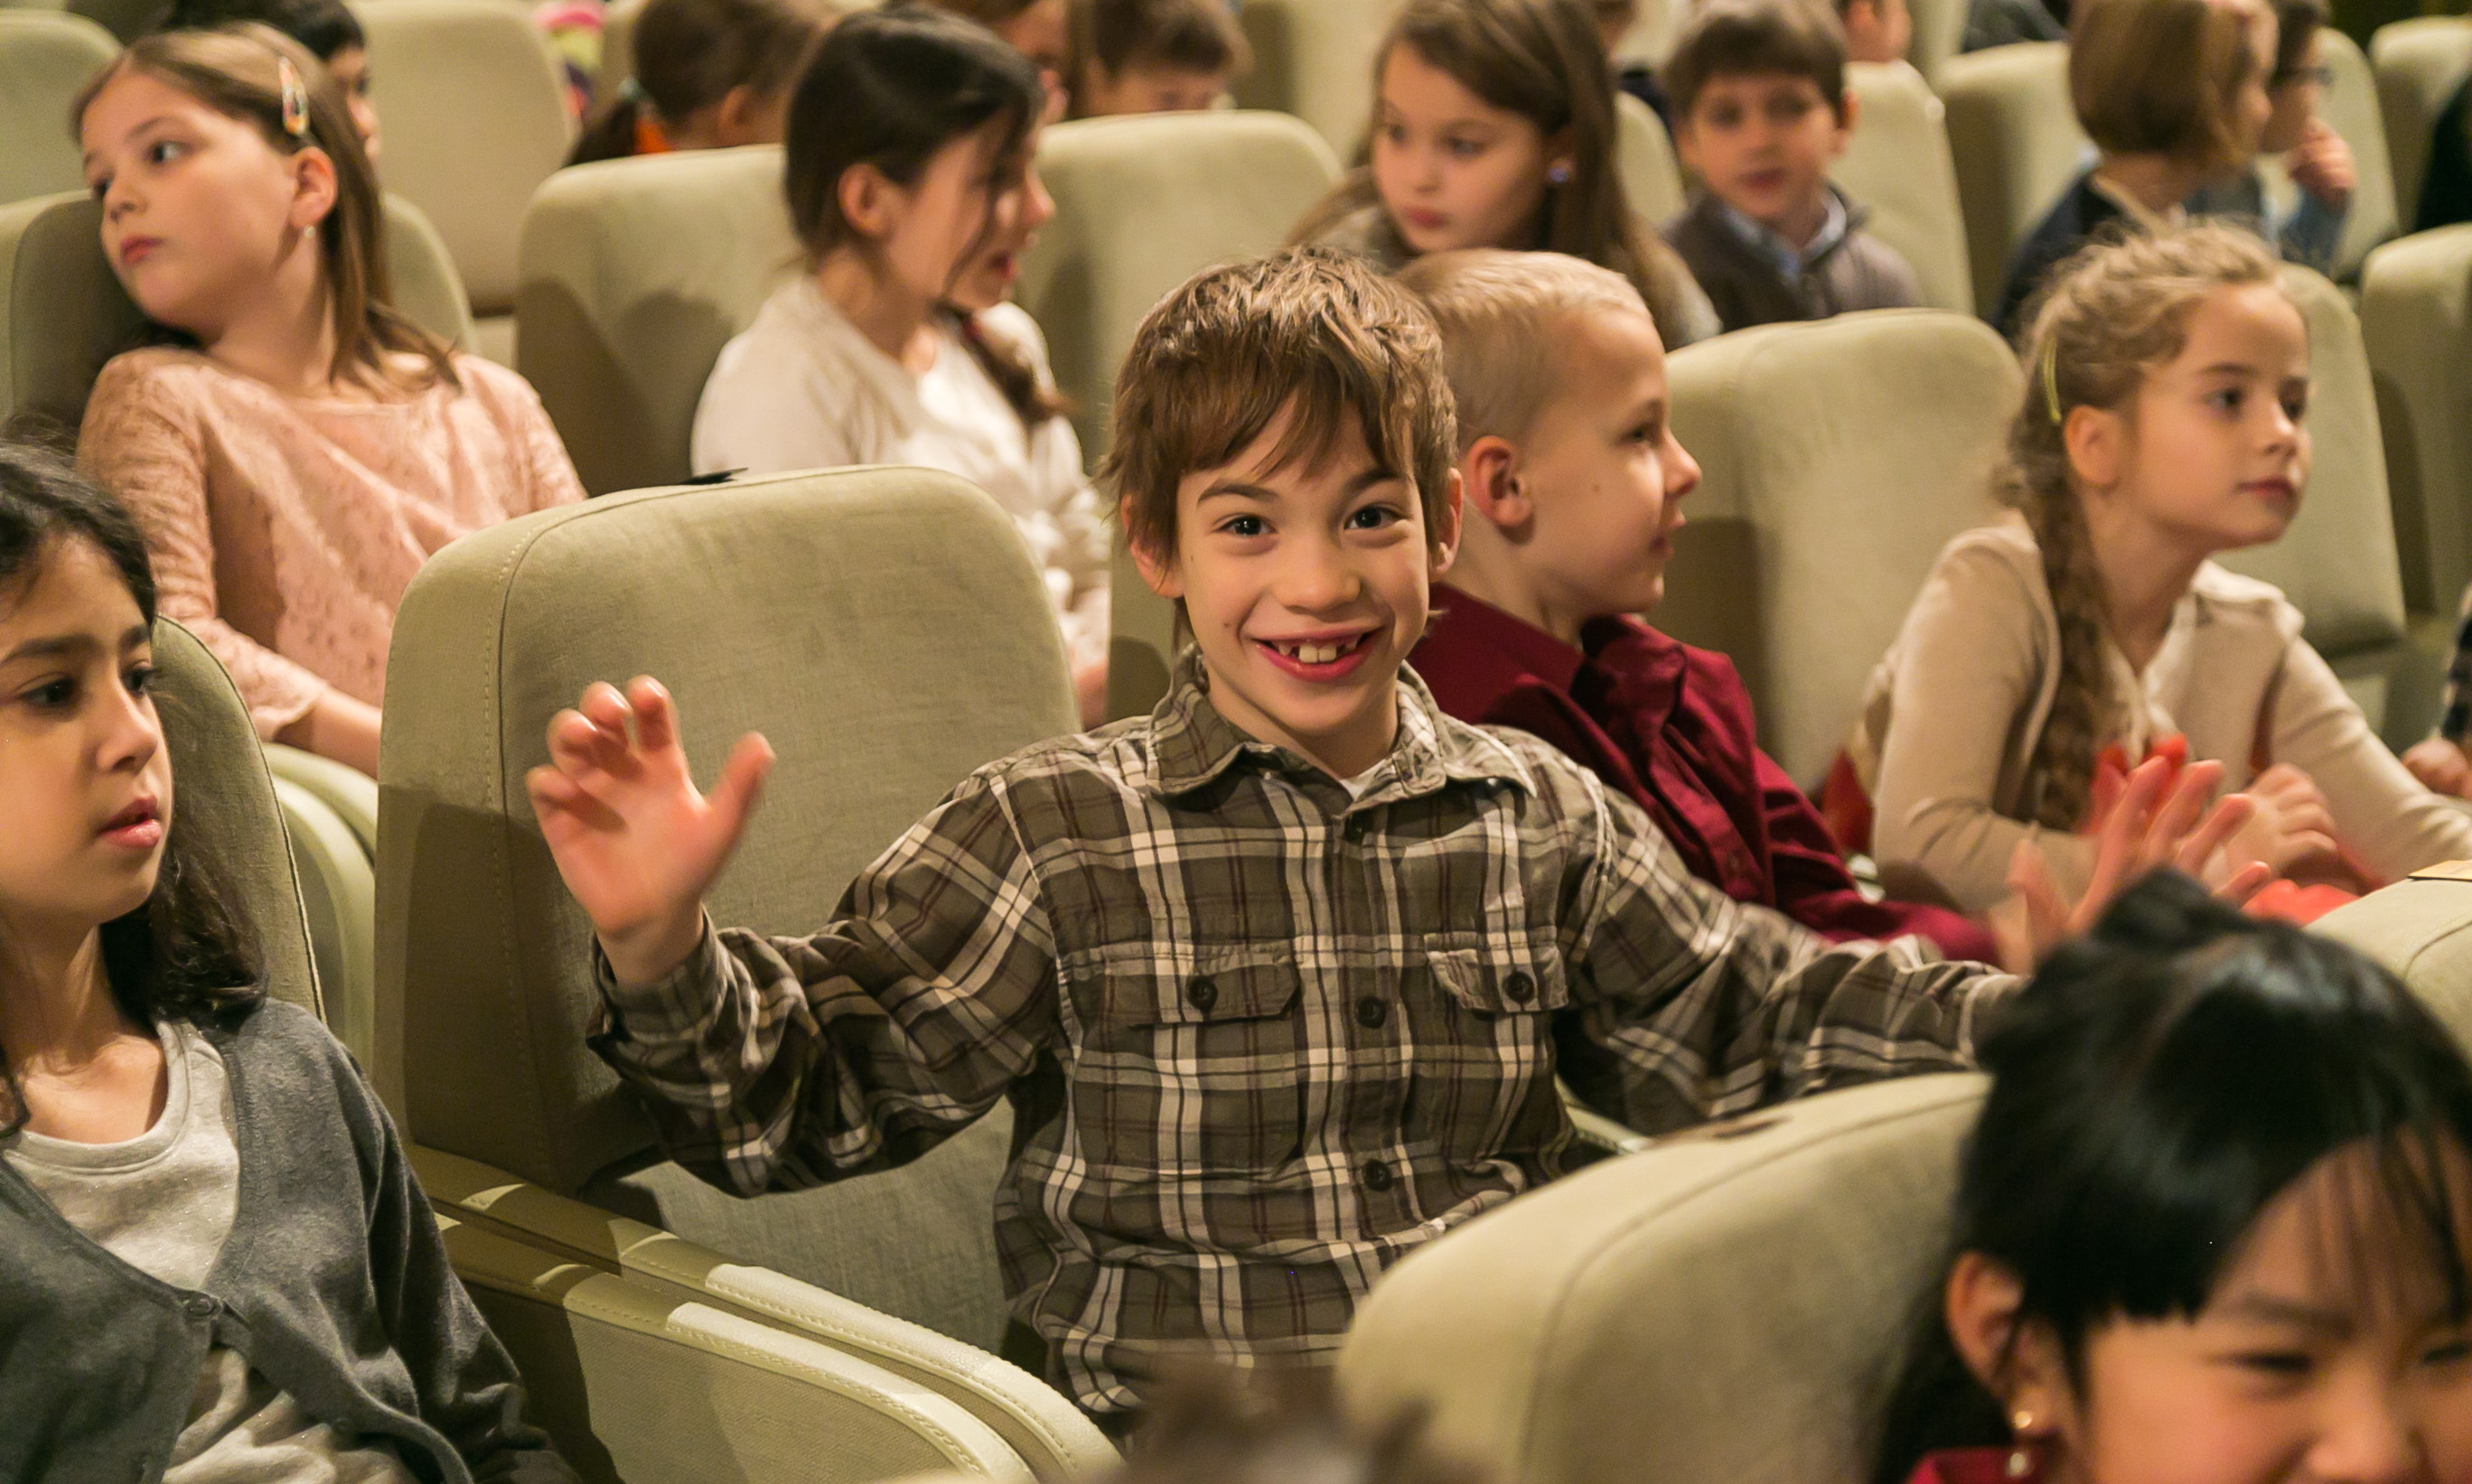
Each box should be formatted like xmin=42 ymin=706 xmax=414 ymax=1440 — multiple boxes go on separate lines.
xmin=75 ymin=25 xmax=583 ymax=775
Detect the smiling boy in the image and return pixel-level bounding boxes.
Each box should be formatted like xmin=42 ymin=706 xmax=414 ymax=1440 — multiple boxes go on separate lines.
xmin=1662 ymin=0 xmax=1921 ymax=332
xmin=529 ymin=248 xmax=2244 ymax=1425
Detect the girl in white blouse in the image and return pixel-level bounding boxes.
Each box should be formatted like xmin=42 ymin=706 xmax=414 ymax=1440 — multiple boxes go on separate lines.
xmin=693 ymin=4 xmax=1110 ymax=721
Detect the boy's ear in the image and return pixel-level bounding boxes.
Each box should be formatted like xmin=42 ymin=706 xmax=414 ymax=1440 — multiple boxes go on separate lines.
xmin=1428 ymin=466 xmax=1465 ymax=576
xmin=1831 ymin=88 xmax=1859 ymax=149
xmin=1461 ymin=436 xmax=1532 ymax=532
xmin=287 ymin=146 xmax=340 ymax=234
xmin=1121 ymin=499 xmax=1184 ymax=600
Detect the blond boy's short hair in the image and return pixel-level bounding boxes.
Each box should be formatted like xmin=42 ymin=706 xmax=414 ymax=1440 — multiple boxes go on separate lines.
xmin=1109 ymin=247 xmax=1458 ymax=560
xmin=2069 ymin=0 xmax=2266 ymax=176
xmin=1396 ymin=249 xmax=1652 ymax=455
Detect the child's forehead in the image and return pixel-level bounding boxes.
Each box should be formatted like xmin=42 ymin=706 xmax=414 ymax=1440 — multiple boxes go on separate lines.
xmin=1692 ymin=70 xmax=1832 ymax=104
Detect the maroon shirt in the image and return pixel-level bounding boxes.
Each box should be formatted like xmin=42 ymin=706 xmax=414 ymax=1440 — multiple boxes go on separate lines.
xmin=1412 ymin=584 xmax=1999 ymax=963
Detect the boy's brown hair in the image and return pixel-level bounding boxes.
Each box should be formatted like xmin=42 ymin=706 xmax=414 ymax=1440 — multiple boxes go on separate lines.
xmin=1662 ymin=0 xmax=1849 ymax=122
xmin=1108 ymin=247 xmax=1458 ymax=562
xmin=1071 ymin=0 xmax=1250 ymax=85
xmin=1398 ymin=248 xmax=1651 ymax=456
xmin=2068 ymin=0 xmax=2266 ymax=175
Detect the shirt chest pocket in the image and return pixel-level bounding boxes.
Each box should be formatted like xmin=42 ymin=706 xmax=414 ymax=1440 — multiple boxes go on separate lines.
xmin=1411 ymin=934 xmax=1573 ymax=1162
xmin=1064 ymin=943 xmax=1309 ymax=1176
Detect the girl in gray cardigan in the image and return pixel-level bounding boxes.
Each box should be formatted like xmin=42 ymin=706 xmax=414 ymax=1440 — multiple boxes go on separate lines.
xmin=0 ymin=444 xmax=571 ymax=1483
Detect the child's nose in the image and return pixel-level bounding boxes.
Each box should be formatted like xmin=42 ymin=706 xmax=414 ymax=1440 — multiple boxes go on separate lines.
xmin=1277 ymin=539 xmax=1362 ymax=611
xmin=1667 ymin=437 xmax=1703 ymax=502
xmin=96 ymin=683 xmax=164 ymax=775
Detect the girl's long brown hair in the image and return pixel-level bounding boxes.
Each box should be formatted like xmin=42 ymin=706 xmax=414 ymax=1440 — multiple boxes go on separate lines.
xmin=2007 ymin=224 xmax=2289 ymax=829
xmin=1291 ymin=0 xmax=1707 ymax=347
xmin=74 ymin=24 xmax=458 ymax=396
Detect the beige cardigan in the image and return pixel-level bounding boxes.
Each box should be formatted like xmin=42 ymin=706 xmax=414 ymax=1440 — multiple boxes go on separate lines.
xmin=1848 ymin=514 xmax=2472 ymax=911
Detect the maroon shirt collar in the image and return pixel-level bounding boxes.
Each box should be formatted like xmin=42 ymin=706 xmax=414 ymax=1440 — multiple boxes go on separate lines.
xmin=1420 ymin=584 xmax=1689 ymax=720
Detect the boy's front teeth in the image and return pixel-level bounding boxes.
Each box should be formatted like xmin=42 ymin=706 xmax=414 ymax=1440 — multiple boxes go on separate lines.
xmin=1285 ymin=639 xmax=1346 ymax=664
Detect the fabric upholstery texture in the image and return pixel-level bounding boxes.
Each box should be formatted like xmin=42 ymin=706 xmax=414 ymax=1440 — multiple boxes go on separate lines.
xmin=1228 ymin=0 xmax=1390 ymax=152
xmin=1939 ymin=42 xmax=2082 ymax=320
xmin=2374 ymin=17 xmax=2472 ymax=230
xmin=2363 ymin=222 xmax=2472 ymax=619
xmin=0 ymin=11 xmax=117 ymax=208
xmin=270 ymin=778 xmax=382 ymax=1101
xmin=0 ymin=190 xmax=473 ymax=439
xmin=360 ymin=0 xmax=575 ymax=318
xmin=1906 ymin=0 xmax=1969 ymax=83
xmin=1662 ymin=309 xmax=2018 ymax=787
xmin=514 ymin=145 xmax=797 ymax=494
xmin=375 ymin=467 xmax=1079 ymax=1346
xmin=1836 ymin=61 xmax=1974 ymax=314
xmin=1618 ymin=93 xmax=1686 ymax=229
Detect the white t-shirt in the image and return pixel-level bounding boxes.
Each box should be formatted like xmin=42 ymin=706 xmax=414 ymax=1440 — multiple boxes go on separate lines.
xmin=692 ymin=280 xmax=1111 ymax=673
xmin=3 ymin=1022 xmax=414 ymax=1484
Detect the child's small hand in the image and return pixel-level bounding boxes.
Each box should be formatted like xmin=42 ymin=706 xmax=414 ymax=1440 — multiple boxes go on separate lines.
xmin=2222 ymin=762 xmax=2342 ymax=879
xmin=1992 ymin=755 xmax=2265 ymax=972
xmin=2288 ymin=118 xmax=2355 ymax=210
xmin=2403 ymin=736 xmax=2472 ymax=798
xmin=526 ymin=677 xmax=773 ymax=986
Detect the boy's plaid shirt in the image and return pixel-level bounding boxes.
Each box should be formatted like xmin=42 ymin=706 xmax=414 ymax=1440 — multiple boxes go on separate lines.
xmin=591 ymin=656 xmax=2015 ymax=1414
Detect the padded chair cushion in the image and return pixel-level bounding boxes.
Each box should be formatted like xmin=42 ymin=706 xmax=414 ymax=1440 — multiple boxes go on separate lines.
xmin=2363 ymin=222 xmax=2472 ymax=616
xmin=1940 ymin=43 xmax=2083 ymax=321
xmin=0 ymin=12 xmax=117 ymax=209
xmin=1 ymin=191 xmax=473 ymax=439
xmin=377 ymin=467 xmax=1078 ymax=1340
xmin=1836 ymin=61 xmax=1974 ymax=314
xmin=1617 ymin=93 xmax=1686 ymax=229
xmin=514 ymin=145 xmax=798 ymax=495
xmin=1662 ymin=310 xmax=2018 ymax=787
xmin=360 ymin=0 xmax=574 ymax=314
xmin=154 ymin=618 xmax=321 ymax=1019
xmin=1907 ymin=0 xmax=1969 ymax=83
xmin=1229 ymin=0 xmax=1390 ymax=152
xmin=2374 ymin=17 xmax=2472 ymax=229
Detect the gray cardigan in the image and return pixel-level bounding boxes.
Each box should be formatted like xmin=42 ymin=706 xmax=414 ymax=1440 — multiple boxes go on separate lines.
xmin=0 ymin=997 xmax=573 ymax=1484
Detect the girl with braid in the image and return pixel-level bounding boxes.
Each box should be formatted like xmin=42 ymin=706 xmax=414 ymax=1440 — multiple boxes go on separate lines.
xmin=1840 ymin=225 xmax=2472 ymax=921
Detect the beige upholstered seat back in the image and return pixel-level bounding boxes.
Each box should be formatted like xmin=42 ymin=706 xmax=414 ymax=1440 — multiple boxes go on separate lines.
xmin=376 ymin=468 xmax=1078 ymax=1348
xmin=1230 ymin=0 xmax=1393 ymax=153
xmin=0 ymin=11 xmax=117 ymax=208
xmin=360 ymin=0 xmax=574 ymax=323
xmin=597 ymin=0 xmax=645 ymax=104
xmin=2319 ymin=874 xmax=2472 ymax=1047
xmin=1 ymin=190 xmax=473 ymax=439
xmin=1837 ymin=61 xmax=1973 ymax=314
xmin=514 ymin=145 xmax=797 ymax=494
xmin=1617 ymin=92 xmax=1686 ymax=229
xmin=152 ymin=618 xmax=323 ymax=1019
xmin=1339 ymin=1073 xmax=1989 ymax=1484
xmin=1907 ymin=0 xmax=1969 ymax=83
xmin=1940 ymin=42 xmax=2083 ymax=322
xmin=1663 ymin=310 xmax=2018 ymax=787
xmin=1016 ymin=109 xmax=1341 ymax=461
xmin=2363 ymin=222 xmax=2472 ymax=617
xmin=2374 ymin=16 xmax=2472 ymax=227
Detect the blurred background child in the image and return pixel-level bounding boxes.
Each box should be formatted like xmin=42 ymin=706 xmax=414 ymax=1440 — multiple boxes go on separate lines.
xmin=568 ymin=0 xmax=840 ymax=163
xmin=1065 ymin=0 xmax=1246 ymax=117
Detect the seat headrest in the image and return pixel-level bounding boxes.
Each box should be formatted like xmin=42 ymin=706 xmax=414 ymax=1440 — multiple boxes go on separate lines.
xmin=0 ymin=12 xmax=119 ymax=207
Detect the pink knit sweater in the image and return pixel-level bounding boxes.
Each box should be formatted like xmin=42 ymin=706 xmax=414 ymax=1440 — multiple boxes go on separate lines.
xmin=80 ymin=349 xmax=585 ymax=736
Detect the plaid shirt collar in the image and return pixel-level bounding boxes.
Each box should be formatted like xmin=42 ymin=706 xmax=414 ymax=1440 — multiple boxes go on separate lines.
xmin=1144 ymin=646 xmax=1539 ymax=804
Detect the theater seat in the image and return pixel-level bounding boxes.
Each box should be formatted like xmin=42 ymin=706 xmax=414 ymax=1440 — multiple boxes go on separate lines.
xmin=1939 ymin=42 xmax=2082 ymax=323
xmin=1617 ymin=93 xmax=1686 ymax=229
xmin=0 ymin=11 xmax=117 ymax=208
xmin=154 ymin=611 xmax=1044 ymax=1482
xmin=1229 ymin=0 xmax=1390 ymax=153
xmin=513 ymin=145 xmax=796 ymax=494
xmin=2362 ymin=223 xmax=2472 ymax=618
xmin=1662 ymin=309 xmax=2018 ymax=788
xmin=1334 ymin=869 xmax=2472 ymax=1484
xmin=598 ymin=0 xmax=645 ymax=106
xmin=0 ymin=189 xmax=473 ymax=439
xmin=375 ymin=468 xmax=1107 ymax=1459
xmin=270 ymin=776 xmax=380 ymax=1097
xmin=2374 ymin=16 xmax=2472 ymax=228
xmin=1906 ymin=0 xmax=1967 ymax=83
xmin=360 ymin=0 xmax=575 ymax=365
xmin=1837 ymin=61 xmax=1974 ymax=314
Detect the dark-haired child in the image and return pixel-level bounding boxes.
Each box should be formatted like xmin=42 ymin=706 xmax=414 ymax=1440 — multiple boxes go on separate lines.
xmin=691 ymin=4 xmax=1110 ymax=723
xmin=1066 ymin=0 xmax=1246 ymax=117
xmin=1661 ymin=0 xmax=1922 ymax=333
xmin=568 ymin=0 xmax=840 ymax=164
xmin=1875 ymin=868 xmax=2472 ymax=1482
xmin=534 ymin=246 xmax=2251 ymax=1424
xmin=0 ymin=445 xmax=571 ymax=1481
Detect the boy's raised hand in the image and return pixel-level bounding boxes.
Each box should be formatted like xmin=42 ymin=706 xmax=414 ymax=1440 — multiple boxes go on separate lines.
xmin=525 ymin=677 xmax=774 ymax=986
xmin=1989 ymin=755 xmax=2269 ymax=973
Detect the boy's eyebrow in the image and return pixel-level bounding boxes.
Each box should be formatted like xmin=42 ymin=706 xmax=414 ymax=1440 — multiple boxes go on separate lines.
xmin=1196 ymin=469 xmax=1402 ymax=504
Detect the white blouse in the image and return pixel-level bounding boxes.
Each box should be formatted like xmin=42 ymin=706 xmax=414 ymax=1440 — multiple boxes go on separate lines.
xmin=693 ymin=280 xmax=1111 ymax=673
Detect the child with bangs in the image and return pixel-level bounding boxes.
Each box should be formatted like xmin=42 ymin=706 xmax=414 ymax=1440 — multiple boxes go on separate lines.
xmin=526 ymin=246 xmax=2255 ymax=1427
xmin=1876 ymin=869 xmax=2472 ymax=1483
xmin=1064 ymin=0 xmax=1246 ymax=117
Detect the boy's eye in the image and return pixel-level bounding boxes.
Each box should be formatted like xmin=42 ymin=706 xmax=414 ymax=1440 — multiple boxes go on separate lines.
xmin=1704 ymin=102 xmax=1743 ymax=129
xmin=2231 ymin=1349 xmax=2316 ymax=1379
xmin=1345 ymin=505 xmax=1402 ymax=529
xmin=145 ymin=138 xmax=189 ymax=166
xmin=1628 ymin=420 xmax=1662 ymax=445
xmin=1767 ymin=95 xmax=1814 ymax=122
xmin=2424 ymin=1336 xmax=2472 ymax=1368
xmin=2281 ymin=389 xmax=2309 ymax=423
xmin=1219 ymin=514 xmax=1268 ymax=538
xmin=2209 ymin=387 xmax=2245 ymax=415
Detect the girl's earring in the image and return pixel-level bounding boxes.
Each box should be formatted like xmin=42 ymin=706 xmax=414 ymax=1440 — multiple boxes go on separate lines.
xmin=2006 ymin=1411 xmax=2041 ymax=1479
xmin=1547 ymin=161 xmax=1574 ymax=184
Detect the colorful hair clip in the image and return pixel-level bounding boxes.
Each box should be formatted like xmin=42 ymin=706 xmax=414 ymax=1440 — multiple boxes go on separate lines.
xmin=277 ymin=56 xmax=312 ymax=137
xmin=2040 ymin=336 xmax=2063 ymax=424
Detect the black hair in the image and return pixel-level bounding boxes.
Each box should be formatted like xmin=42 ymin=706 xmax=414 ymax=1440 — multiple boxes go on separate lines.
xmin=569 ymin=0 xmax=838 ymax=166
xmin=1873 ymin=870 xmax=2472 ymax=1481
xmin=162 ymin=0 xmax=363 ymax=60
xmin=1113 ymin=1366 xmax=1488 ymax=1484
xmin=0 ymin=444 xmax=261 ymax=1134
xmin=782 ymin=1 xmax=1066 ymax=426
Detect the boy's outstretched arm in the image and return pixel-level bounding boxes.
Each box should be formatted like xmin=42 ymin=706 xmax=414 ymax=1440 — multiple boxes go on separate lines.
xmin=529 ymin=678 xmax=1058 ymax=1196
xmin=1561 ymin=757 xmax=2261 ymax=1133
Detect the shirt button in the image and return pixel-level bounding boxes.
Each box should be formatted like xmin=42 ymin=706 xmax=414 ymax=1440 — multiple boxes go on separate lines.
xmin=1362 ymin=1159 xmax=1396 ymax=1192
xmin=183 ymin=1295 xmax=218 ymax=1319
xmin=1185 ymin=976 xmax=1217 ymax=1012
xmin=1503 ymin=971 xmax=1536 ymax=1005
xmin=1354 ymin=996 xmax=1388 ymax=1030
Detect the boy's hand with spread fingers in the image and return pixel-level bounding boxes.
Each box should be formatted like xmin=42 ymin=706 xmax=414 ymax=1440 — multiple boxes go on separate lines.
xmin=526 ymin=677 xmax=774 ymax=987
